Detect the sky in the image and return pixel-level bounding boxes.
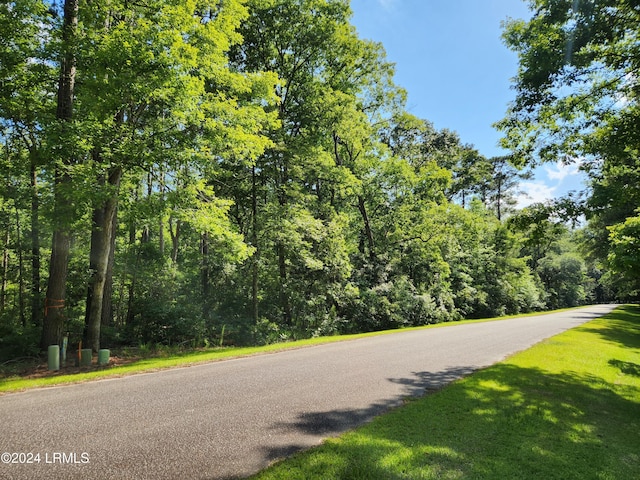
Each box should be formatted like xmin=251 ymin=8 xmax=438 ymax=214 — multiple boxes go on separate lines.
xmin=348 ymin=0 xmax=587 ymax=208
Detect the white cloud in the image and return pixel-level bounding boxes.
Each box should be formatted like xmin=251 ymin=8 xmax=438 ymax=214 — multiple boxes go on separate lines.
xmin=515 ymin=160 xmax=588 ymax=210
xmin=544 ymin=161 xmax=580 ymax=182
xmin=515 ymin=181 xmax=557 ymax=209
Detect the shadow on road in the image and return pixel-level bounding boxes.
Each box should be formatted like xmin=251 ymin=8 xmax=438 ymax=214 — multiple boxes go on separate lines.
xmin=254 ymin=306 xmax=640 ymax=479
xmin=262 ymin=366 xmax=479 ymax=465
xmin=388 ymin=366 xmax=478 ymax=396
xmin=259 ymin=362 xmax=639 ymax=479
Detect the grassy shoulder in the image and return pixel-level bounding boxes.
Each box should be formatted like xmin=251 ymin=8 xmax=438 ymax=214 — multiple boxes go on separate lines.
xmin=250 ymin=304 xmax=640 ymax=480
xmin=0 ymin=306 xmax=582 ymax=394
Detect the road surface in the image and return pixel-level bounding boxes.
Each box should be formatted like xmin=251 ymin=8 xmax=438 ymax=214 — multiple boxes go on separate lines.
xmin=0 ymin=304 xmax=617 ymax=479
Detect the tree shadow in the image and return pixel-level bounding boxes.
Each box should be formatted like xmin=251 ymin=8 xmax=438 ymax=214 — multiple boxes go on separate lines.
xmin=257 ymin=363 xmax=639 ymax=479
xmin=609 ymin=359 xmax=640 ymax=377
xmin=269 ymin=402 xmax=392 ymax=439
xmin=387 ymin=366 xmax=478 ymax=396
xmin=576 ymin=305 xmax=640 ymax=349
xmin=261 ymin=366 xmax=478 ymax=465
xmin=253 ymin=306 xmax=640 ymax=478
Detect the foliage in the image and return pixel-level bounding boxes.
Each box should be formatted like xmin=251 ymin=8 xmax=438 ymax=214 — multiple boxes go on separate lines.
xmin=499 ymin=0 xmax=640 ymax=301
xmin=0 ymin=0 xmax=610 ymax=358
xmin=607 ymin=211 xmax=640 ymax=295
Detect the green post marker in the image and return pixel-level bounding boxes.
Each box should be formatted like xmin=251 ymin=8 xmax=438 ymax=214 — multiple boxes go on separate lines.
xmin=61 ymin=335 xmax=68 ymax=364
xmin=80 ymin=349 xmax=92 ymax=366
xmin=98 ymin=349 xmax=110 ymax=366
xmin=48 ymin=345 xmax=60 ymax=371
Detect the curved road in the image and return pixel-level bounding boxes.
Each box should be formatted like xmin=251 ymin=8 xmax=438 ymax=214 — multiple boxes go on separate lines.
xmin=0 ymin=305 xmax=616 ymax=479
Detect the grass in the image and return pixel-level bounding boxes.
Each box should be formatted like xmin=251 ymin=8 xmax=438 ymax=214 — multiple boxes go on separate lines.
xmin=250 ymin=305 xmax=640 ymax=480
xmin=0 ymin=307 xmax=581 ymax=394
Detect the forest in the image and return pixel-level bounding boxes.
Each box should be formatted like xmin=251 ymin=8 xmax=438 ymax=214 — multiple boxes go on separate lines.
xmin=0 ymin=0 xmax=638 ymax=361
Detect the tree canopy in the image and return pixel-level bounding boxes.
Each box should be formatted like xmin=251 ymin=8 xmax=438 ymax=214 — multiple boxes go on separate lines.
xmin=0 ymin=0 xmax=631 ymax=361
xmin=499 ymin=0 xmax=640 ymax=298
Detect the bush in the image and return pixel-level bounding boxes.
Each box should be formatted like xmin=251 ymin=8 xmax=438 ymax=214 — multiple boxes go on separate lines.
xmin=0 ymin=323 xmax=41 ymax=362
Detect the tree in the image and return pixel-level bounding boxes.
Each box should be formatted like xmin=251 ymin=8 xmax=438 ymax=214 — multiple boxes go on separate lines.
xmin=499 ymin=0 xmax=640 ymax=165
xmin=484 ymin=156 xmax=530 ymax=220
xmin=1 ymin=0 xmax=606 ymax=358
xmin=607 ymin=212 xmax=640 ymax=295
xmin=508 ymin=203 xmax=566 ymax=270
xmin=1 ymin=0 xmax=279 ymax=353
xmin=41 ymin=0 xmax=79 ymax=350
xmin=75 ymin=0 xmax=277 ymax=351
xmin=499 ymin=0 xmax=640 ymax=298
xmin=227 ymin=0 xmax=404 ymax=337
xmin=0 ymin=0 xmax=53 ymax=330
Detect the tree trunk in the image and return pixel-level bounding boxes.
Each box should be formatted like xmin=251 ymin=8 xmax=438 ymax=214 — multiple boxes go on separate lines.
xmin=277 ymin=158 xmax=291 ymax=327
xmin=14 ymin=204 xmax=26 ymax=326
xmin=357 ymin=195 xmax=375 ymax=260
xmin=277 ymin=242 xmax=291 ymax=327
xmin=101 ymin=205 xmax=117 ymax=329
xmin=84 ymin=167 xmax=122 ymax=352
xmin=201 ymin=232 xmax=210 ymax=318
xmin=169 ymin=216 xmax=181 ymax=264
xmin=1 ymin=227 xmax=8 ymax=313
xmin=158 ymin=169 xmax=165 ymax=255
xmin=125 ymin=183 xmax=143 ymax=327
xmin=41 ymin=0 xmax=78 ymax=350
xmin=30 ymin=159 xmax=41 ymax=327
xmin=41 ymin=230 xmax=71 ymax=349
xmin=251 ymin=166 xmax=259 ymax=326
xmin=495 ymin=173 xmax=503 ymax=221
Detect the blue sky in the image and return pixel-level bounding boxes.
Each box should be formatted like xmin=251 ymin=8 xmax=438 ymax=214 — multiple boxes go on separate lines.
xmin=349 ymin=0 xmax=587 ymax=208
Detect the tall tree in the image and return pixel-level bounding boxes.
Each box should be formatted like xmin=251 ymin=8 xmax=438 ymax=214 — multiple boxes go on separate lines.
xmin=77 ymin=0 xmax=277 ymax=351
xmin=499 ymin=0 xmax=640 ymax=298
xmin=606 ymin=212 xmax=640 ymax=294
xmin=229 ymin=0 xmax=395 ymax=333
xmin=499 ymin=0 xmax=640 ymax=165
xmin=0 ymin=0 xmax=54 ymax=331
xmin=41 ymin=0 xmax=78 ymax=350
xmin=485 ymin=155 xmax=530 ymax=220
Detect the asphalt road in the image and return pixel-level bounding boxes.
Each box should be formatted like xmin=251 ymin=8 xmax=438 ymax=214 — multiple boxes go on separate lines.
xmin=0 ymin=304 xmax=617 ymax=479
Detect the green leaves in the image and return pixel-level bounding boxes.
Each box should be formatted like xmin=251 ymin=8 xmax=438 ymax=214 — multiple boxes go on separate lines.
xmin=607 ymin=212 xmax=640 ymax=289
xmin=498 ymin=0 xmax=640 ymax=301
xmin=0 ymin=0 xmax=611 ymax=352
xmin=500 ymin=0 xmax=640 ymax=161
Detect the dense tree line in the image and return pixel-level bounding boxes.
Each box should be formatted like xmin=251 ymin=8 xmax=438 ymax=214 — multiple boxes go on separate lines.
xmin=499 ymin=0 xmax=640 ymax=300
xmin=0 ymin=0 xmax=630 ymax=361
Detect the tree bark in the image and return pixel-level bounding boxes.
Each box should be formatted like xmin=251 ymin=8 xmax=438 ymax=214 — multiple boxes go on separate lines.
xmin=277 ymin=158 xmax=291 ymax=327
xmin=251 ymin=166 xmax=259 ymax=326
xmin=84 ymin=167 xmax=122 ymax=352
xmin=14 ymin=203 xmax=26 ymax=326
xmin=201 ymin=232 xmax=210 ymax=317
xmin=277 ymin=243 xmax=291 ymax=327
xmin=41 ymin=0 xmax=78 ymax=350
xmin=125 ymin=183 xmax=143 ymax=327
xmin=1 ymin=227 xmax=8 ymax=313
xmin=30 ymin=159 xmax=41 ymax=327
xmin=101 ymin=205 xmax=117 ymax=329
xmin=41 ymin=230 xmax=71 ymax=349
xmin=357 ymin=195 xmax=375 ymax=260
xmin=169 ymin=216 xmax=181 ymax=265
xmin=158 ymin=169 xmax=165 ymax=255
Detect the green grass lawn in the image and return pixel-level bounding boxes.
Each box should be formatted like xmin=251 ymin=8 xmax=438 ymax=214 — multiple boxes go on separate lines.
xmin=250 ymin=305 xmax=640 ymax=480
xmin=0 ymin=308 xmax=579 ymax=394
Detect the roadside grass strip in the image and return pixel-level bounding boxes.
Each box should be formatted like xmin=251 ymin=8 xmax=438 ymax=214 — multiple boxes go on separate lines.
xmin=250 ymin=305 xmax=640 ymax=480
xmin=0 ymin=308 xmax=581 ymax=393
